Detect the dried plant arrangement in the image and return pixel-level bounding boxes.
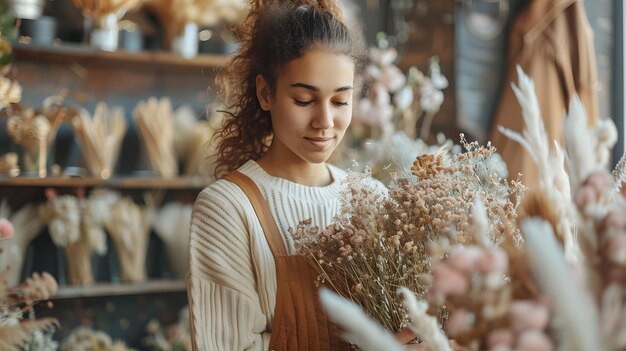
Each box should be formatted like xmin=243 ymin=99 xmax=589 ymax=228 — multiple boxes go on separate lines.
xmin=151 ymin=202 xmax=192 ymax=279
xmin=4 ymin=93 xmax=75 ymax=177
xmin=133 ymin=97 xmax=178 ymax=178
xmin=0 ymin=76 xmax=21 ymax=110
xmin=60 ymin=327 xmax=137 ymax=351
xmin=314 ymin=67 xmax=626 ymax=351
xmin=0 ymin=216 xmax=59 ymax=351
xmin=103 ymin=194 xmax=155 ymax=283
xmin=147 ymin=0 xmax=247 ymax=45
xmin=40 ymin=189 xmax=112 ymax=286
xmin=0 ymin=200 xmax=45 ymax=288
xmin=293 ymin=136 xmax=524 ymax=333
xmin=0 ymin=152 xmax=19 ymax=177
xmin=72 ymin=0 xmax=144 ymax=20
xmin=71 ymin=102 xmax=127 ymax=179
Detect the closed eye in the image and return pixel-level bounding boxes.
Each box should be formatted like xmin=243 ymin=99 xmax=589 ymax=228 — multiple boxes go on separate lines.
xmin=294 ymin=99 xmax=314 ymax=106
xmin=334 ymin=101 xmax=349 ymax=106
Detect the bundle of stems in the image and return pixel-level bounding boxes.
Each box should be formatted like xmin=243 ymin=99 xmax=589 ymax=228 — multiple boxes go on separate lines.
xmin=0 ymin=201 xmax=45 ymax=288
xmin=133 ymin=97 xmax=178 ymax=178
xmin=104 ymin=196 xmax=154 ymax=283
xmin=71 ymin=102 xmax=127 ymax=179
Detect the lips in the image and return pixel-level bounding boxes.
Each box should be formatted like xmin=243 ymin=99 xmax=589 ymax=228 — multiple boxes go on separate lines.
xmin=304 ymin=137 xmax=334 ymax=149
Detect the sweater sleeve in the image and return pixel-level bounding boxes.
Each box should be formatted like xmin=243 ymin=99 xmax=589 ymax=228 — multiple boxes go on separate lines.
xmin=188 ymin=183 xmax=271 ymax=351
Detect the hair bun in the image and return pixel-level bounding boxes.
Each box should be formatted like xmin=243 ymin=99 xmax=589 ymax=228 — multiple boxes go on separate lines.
xmin=250 ymin=0 xmax=344 ymax=21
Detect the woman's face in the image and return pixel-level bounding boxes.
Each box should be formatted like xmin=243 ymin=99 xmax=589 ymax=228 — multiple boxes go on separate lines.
xmin=257 ymin=49 xmax=355 ymax=165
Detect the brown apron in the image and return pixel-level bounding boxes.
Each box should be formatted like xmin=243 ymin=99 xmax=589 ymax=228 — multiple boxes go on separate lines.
xmin=225 ymin=171 xmax=350 ymax=351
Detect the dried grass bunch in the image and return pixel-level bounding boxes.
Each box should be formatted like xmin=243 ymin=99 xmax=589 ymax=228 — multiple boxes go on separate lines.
xmin=133 ymin=97 xmax=178 ymax=178
xmin=0 ymin=217 xmax=58 ymax=351
xmin=293 ymin=136 xmax=524 ymax=333
xmin=72 ymin=102 xmax=127 ymax=179
xmin=103 ymin=194 xmax=155 ymax=283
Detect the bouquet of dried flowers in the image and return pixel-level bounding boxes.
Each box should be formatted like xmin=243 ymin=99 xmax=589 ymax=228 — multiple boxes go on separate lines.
xmin=351 ymin=33 xmax=448 ymax=142
xmin=293 ymin=134 xmax=524 ymax=333
xmin=60 ymin=327 xmax=137 ymax=351
xmin=317 ymin=68 xmax=626 ymax=351
xmin=334 ymin=34 xmax=450 ymax=178
xmin=40 ymin=188 xmax=112 ymax=285
xmin=143 ymin=306 xmax=192 ymax=351
xmin=0 ymin=216 xmax=59 ymax=351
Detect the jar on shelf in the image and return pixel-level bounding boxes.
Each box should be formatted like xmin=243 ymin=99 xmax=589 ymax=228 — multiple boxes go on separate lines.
xmin=89 ymin=13 xmax=118 ymax=52
xmin=171 ymin=22 xmax=198 ymax=58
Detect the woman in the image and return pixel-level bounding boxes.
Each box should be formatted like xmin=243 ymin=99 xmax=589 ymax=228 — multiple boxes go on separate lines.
xmin=188 ymin=1 xmax=416 ymax=350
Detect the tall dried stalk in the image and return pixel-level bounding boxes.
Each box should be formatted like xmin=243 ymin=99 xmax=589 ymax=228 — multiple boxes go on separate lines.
xmin=498 ymin=66 xmax=577 ymax=262
xmin=133 ymin=97 xmax=178 ymax=178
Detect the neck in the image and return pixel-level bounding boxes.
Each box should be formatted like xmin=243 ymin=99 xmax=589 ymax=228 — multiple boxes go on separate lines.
xmin=256 ymin=146 xmax=333 ymax=187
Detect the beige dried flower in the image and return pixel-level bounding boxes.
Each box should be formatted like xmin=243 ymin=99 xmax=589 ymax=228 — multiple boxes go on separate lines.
xmin=0 ymin=77 xmax=21 ymax=110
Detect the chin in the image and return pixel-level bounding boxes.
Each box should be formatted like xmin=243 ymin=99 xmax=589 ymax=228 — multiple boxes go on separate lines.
xmin=301 ymin=151 xmax=333 ymax=164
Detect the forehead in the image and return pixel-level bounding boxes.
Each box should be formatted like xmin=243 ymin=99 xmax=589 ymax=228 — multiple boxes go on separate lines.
xmin=278 ymin=49 xmax=355 ymax=90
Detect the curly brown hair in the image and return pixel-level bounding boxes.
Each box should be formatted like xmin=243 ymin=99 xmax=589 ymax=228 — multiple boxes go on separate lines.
xmin=213 ymin=0 xmax=367 ymax=178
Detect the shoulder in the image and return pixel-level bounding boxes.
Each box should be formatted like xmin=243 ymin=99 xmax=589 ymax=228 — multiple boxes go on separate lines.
xmin=191 ymin=178 xmax=256 ymax=232
xmin=194 ymin=179 xmax=246 ymax=213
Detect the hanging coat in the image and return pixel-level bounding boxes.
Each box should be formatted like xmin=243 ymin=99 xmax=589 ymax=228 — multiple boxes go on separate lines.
xmin=488 ymin=0 xmax=599 ymax=188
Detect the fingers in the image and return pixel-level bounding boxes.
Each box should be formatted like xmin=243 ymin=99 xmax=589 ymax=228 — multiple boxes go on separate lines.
xmin=394 ymin=327 xmax=417 ymax=345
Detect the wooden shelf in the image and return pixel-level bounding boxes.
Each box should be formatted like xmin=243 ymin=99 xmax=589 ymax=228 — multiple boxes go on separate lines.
xmin=52 ymin=280 xmax=186 ymax=299
xmin=0 ymin=176 xmax=212 ymax=189
xmin=13 ymin=42 xmax=230 ymax=71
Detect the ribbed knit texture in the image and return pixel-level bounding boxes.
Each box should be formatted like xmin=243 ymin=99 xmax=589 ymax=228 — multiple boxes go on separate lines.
xmin=188 ymin=160 xmax=347 ymax=351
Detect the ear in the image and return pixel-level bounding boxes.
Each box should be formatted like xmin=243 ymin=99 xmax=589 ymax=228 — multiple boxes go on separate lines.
xmin=256 ymin=74 xmax=271 ymax=111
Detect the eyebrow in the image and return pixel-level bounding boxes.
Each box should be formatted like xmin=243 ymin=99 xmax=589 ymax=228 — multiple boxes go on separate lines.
xmin=290 ymin=83 xmax=353 ymax=93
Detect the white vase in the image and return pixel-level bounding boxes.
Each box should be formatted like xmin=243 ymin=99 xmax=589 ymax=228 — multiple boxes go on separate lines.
xmin=9 ymin=0 xmax=44 ymax=20
xmin=89 ymin=13 xmax=119 ymax=52
xmin=172 ymin=22 xmax=198 ymax=58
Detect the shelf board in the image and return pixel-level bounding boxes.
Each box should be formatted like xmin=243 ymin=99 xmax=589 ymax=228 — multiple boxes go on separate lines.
xmin=0 ymin=176 xmax=212 ymax=189
xmin=13 ymin=42 xmax=230 ymax=71
xmin=52 ymin=280 xmax=186 ymax=299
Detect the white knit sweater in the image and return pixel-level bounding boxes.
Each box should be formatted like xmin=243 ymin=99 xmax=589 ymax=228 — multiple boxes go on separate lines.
xmin=188 ymin=160 xmax=348 ymax=351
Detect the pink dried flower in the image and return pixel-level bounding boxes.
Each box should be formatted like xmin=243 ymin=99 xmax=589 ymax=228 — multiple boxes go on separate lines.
xmin=487 ymin=329 xmax=515 ymax=349
xmin=574 ymin=170 xmax=613 ymax=210
xmin=516 ymin=330 xmax=553 ymax=351
xmin=431 ymin=263 xmax=469 ymax=297
xmin=446 ymin=308 xmax=474 ymax=337
xmin=476 ymin=248 xmax=508 ymax=274
xmin=0 ymin=218 xmax=14 ymax=240
xmin=447 ymin=245 xmax=483 ymax=273
xmin=509 ymin=301 xmax=550 ymax=332
xmin=604 ymin=234 xmax=626 ymax=265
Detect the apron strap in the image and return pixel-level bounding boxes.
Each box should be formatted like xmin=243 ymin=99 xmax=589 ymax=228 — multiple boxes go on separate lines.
xmin=224 ymin=170 xmax=289 ymax=258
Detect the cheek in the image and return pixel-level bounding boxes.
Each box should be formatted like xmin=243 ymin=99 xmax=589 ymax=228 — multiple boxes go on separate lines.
xmin=336 ymin=108 xmax=353 ymax=131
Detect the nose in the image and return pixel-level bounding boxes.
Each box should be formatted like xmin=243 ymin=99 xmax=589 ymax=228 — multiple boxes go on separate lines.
xmin=311 ymin=101 xmax=334 ymax=129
